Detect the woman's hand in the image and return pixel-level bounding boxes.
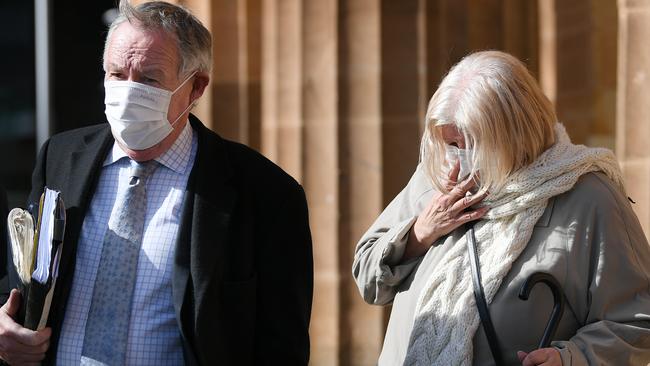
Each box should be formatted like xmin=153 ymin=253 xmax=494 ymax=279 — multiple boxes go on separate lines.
xmin=517 ymin=348 xmax=562 ymax=366
xmin=403 ymin=162 xmax=489 ymax=261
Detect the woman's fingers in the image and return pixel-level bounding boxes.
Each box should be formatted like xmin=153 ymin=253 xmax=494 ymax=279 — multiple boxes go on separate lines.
xmin=436 ymin=176 xmax=478 ymax=213
xmin=448 ymin=188 xmax=488 ymax=214
xmin=518 ymin=348 xmax=562 ymax=366
xmin=453 ymin=206 xmax=489 ymax=226
xmin=448 ymin=175 xmax=479 ymax=200
xmin=409 ymin=172 xmax=488 ymax=254
xmin=445 ymin=160 xmax=461 ymax=189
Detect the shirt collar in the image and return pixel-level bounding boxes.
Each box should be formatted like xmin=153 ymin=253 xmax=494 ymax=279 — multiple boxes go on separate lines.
xmin=104 ymin=122 xmax=194 ymax=174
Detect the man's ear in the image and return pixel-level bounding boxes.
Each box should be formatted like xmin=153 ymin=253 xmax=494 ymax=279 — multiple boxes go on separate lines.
xmin=190 ymin=72 xmax=210 ymax=102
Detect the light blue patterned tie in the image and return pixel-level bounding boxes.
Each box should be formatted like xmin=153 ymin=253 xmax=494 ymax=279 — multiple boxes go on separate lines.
xmin=81 ymin=160 xmax=158 ymax=366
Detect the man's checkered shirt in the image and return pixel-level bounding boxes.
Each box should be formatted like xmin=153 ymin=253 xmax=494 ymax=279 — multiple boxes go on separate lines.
xmin=57 ymin=122 xmax=197 ymax=365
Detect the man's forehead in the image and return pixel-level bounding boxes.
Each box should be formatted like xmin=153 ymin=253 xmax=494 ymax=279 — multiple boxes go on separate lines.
xmin=106 ymin=22 xmax=179 ymax=71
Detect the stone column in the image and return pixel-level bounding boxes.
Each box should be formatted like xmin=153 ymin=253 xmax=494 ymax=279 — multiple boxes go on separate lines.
xmin=261 ymin=1 xmax=424 ymax=364
xmin=181 ymin=0 xmax=261 ymax=146
xmin=261 ymin=0 xmax=303 ymax=179
xmin=180 ymin=0 xmax=213 ymax=129
xmin=617 ymin=0 xmax=650 ymax=237
xmin=302 ymin=0 xmax=341 ymax=364
xmin=262 ymin=1 xmax=340 ymax=364
xmin=537 ymin=0 xmax=617 ymax=146
xmin=590 ymin=0 xmax=618 ymax=149
xmin=420 ymin=0 xmax=538 ymax=123
xmin=337 ymin=0 xmax=385 ymax=364
xmin=380 ymin=0 xmax=422 ymax=202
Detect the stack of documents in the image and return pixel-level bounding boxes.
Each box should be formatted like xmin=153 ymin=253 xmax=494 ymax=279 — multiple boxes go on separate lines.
xmin=7 ymin=187 xmax=65 ymax=330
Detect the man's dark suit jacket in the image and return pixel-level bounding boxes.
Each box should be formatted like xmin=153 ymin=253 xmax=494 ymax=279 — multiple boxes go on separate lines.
xmin=0 ymin=187 xmax=7 ymax=295
xmin=4 ymin=115 xmax=313 ymax=365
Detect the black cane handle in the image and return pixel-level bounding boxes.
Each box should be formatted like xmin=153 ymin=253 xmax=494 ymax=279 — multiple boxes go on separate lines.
xmin=518 ymin=272 xmax=565 ymax=349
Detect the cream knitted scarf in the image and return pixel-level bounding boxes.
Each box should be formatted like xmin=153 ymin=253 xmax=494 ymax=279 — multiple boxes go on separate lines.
xmin=404 ymin=123 xmax=625 ymax=365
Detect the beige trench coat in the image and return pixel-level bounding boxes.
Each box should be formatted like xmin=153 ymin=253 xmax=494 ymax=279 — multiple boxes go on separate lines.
xmin=353 ymin=165 xmax=650 ymax=365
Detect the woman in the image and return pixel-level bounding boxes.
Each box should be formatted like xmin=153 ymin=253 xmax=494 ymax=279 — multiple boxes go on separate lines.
xmin=353 ymin=51 xmax=650 ymax=365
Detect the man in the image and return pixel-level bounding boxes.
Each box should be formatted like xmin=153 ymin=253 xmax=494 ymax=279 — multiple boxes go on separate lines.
xmin=0 ymin=1 xmax=313 ymax=365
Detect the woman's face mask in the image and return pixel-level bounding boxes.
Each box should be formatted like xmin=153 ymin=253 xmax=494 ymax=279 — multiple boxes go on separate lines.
xmin=104 ymin=71 xmax=196 ymax=150
xmin=445 ymin=144 xmax=474 ymax=181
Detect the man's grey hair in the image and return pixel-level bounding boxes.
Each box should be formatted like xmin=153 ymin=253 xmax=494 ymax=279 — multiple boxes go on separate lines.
xmin=103 ymin=0 xmax=212 ymax=78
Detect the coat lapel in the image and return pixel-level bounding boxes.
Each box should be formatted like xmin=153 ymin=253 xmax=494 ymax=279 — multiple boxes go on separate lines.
xmin=46 ymin=126 xmax=114 ymax=363
xmin=58 ymin=128 xmax=114 ymax=279
xmin=173 ymin=116 xmax=238 ymax=363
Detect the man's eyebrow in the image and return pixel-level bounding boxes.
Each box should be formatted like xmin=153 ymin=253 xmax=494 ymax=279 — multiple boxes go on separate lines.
xmin=106 ymin=62 xmax=124 ymax=71
xmin=141 ymin=68 xmax=165 ymax=78
xmin=105 ymin=64 xmax=165 ymax=78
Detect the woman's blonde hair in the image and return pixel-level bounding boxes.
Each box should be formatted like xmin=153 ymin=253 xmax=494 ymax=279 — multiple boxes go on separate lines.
xmin=421 ymin=50 xmax=557 ymax=193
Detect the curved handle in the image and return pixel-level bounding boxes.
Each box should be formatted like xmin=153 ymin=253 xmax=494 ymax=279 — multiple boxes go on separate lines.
xmin=518 ymin=272 xmax=565 ymax=349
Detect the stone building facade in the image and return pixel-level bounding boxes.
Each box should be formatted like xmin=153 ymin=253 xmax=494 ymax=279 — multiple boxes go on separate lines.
xmin=137 ymin=0 xmax=646 ymax=364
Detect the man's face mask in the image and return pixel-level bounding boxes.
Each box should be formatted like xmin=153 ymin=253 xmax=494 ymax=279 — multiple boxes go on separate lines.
xmin=104 ymin=71 xmax=196 ymax=150
xmin=445 ymin=144 xmax=474 ymax=181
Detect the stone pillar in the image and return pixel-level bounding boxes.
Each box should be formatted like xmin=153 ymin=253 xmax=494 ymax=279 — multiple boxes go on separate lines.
xmin=261 ymin=1 xmax=424 ymax=364
xmin=380 ymin=0 xmax=422 ymax=202
xmin=262 ymin=1 xmax=340 ymax=364
xmin=538 ymin=0 xmax=614 ymax=146
xmin=421 ymin=0 xmax=538 ymax=122
xmin=617 ymin=0 xmax=650 ymax=237
xmin=181 ymin=0 xmax=261 ymax=146
xmin=502 ymin=0 xmax=539 ymax=77
xmin=420 ymin=0 xmax=469 ymax=131
xmin=180 ymin=0 xmax=213 ymax=129
xmin=589 ymin=0 xmax=618 ymax=149
xmin=261 ymin=0 xmax=303 ymax=179
xmin=302 ymin=0 xmax=341 ymax=364
xmin=337 ymin=0 xmax=385 ymax=364
xmin=554 ymin=0 xmax=596 ymax=144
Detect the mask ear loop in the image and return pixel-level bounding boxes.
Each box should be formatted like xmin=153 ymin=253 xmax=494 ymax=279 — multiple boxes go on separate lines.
xmin=171 ymin=71 xmax=198 ymax=94
xmin=170 ymin=100 xmax=196 ymax=127
xmin=169 ymin=71 xmax=199 ymax=127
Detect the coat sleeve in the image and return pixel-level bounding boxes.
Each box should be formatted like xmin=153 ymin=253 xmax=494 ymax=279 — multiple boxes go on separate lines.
xmin=254 ymin=183 xmax=313 ymax=365
xmin=553 ymin=173 xmax=650 ymax=365
xmin=352 ymin=165 xmax=435 ymax=306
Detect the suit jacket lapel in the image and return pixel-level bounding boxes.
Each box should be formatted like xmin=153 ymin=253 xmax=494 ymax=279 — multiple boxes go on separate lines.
xmin=60 ymin=129 xmax=114 ymax=270
xmin=173 ymin=116 xmax=238 ymax=363
xmin=46 ymin=126 xmax=113 ymax=363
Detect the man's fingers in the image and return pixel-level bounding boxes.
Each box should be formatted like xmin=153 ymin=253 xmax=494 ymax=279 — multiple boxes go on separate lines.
xmin=2 ymin=290 xmax=22 ymax=318
xmin=0 ymin=310 xmax=52 ymax=348
xmin=0 ymin=287 xmax=51 ymax=366
xmin=1 ymin=349 xmax=46 ymax=365
xmin=12 ymin=326 xmax=51 ymax=347
xmin=1 ymin=337 xmax=47 ymax=356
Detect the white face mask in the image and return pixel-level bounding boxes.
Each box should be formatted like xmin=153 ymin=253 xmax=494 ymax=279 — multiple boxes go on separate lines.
xmin=445 ymin=144 xmax=474 ymax=181
xmin=104 ymin=71 xmax=196 ymax=150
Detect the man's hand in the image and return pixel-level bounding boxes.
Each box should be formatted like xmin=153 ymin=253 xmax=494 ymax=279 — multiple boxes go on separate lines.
xmin=0 ymin=289 xmax=51 ymax=365
xmin=518 ymin=348 xmax=562 ymax=366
